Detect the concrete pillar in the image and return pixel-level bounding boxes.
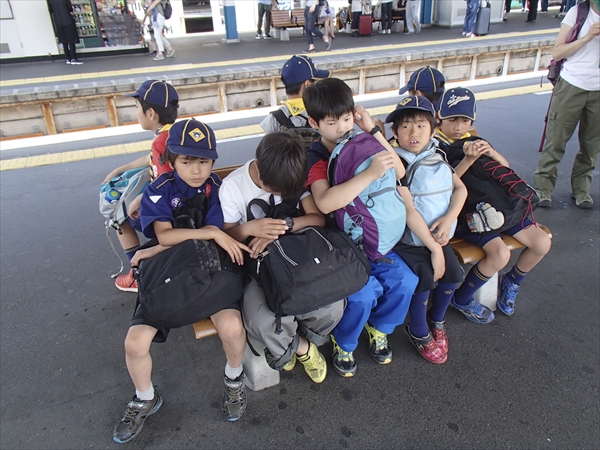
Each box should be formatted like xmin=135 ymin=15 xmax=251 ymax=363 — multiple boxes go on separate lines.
xmin=243 ymin=336 xmax=280 ymax=391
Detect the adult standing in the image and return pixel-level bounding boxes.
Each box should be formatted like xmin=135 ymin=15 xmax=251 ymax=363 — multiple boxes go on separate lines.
xmin=145 ymin=0 xmax=175 ymax=61
xmin=256 ymin=0 xmax=275 ymax=39
xmin=379 ymin=0 xmax=394 ymax=34
xmin=48 ymin=0 xmax=83 ymax=65
xmin=503 ymin=0 xmax=511 ymax=22
xmin=534 ymin=0 xmax=600 ymax=209
xmin=304 ymin=0 xmax=331 ymax=52
xmin=350 ymin=0 xmax=364 ymax=37
xmin=403 ymin=0 xmax=421 ymax=34
xmin=462 ymin=0 xmax=479 ymax=37
xmin=526 ymin=0 xmax=539 ymax=22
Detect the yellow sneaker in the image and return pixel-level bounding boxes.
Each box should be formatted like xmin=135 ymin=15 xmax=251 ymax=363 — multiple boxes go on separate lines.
xmin=364 ymin=322 xmax=392 ymax=364
xmin=282 ymin=354 xmax=296 ymax=372
xmin=297 ymin=342 xmax=327 ymax=383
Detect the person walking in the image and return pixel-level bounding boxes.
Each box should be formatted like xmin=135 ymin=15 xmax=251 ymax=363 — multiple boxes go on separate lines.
xmin=534 ymin=0 xmax=600 ymax=209
xmin=145 ymin=0 xmax=175 ymax=61
xmin=48 ymin=0 xmax=83 ymax=65
xmin=462 ymin=0 xmax=479 ymax=37
xmin=304 ymin=0 xmax=331 ymax=52
xmin=256 ymin=0 xmax=275 ymax=39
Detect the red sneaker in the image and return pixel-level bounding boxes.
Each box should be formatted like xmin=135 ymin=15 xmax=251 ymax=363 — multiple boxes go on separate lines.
xmin=404 ymin=326 xmax=447 ymax=364
xmin=115 ymin=269 xmax=138 ymax=293
xmin=429 ymin=320 xmax=449 ymax=355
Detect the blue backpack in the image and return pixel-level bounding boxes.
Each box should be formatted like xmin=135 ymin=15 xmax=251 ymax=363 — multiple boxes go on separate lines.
xmin=396 ymin=144 xmax=456 ymax=247
xmin=327 ymin=131 xmax=406 ymax=261
xmin=99 ymin=167 xmax=151 ymax=230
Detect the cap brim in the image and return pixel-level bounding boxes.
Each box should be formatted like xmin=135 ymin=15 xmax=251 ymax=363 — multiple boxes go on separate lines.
xmin=123 ymin=92 xmax=139 ymax=97
xmin=399 ymin=86 xmax=409 ymax=95
xmin=313 ymin=68 xmax=331 ymax=80
xmin=168 ymin=145 xmax=219 ymax=160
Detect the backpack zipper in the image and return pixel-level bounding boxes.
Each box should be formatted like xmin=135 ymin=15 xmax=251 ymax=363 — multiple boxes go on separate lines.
xmin=274 ymin=240 xmax=297 ymax=266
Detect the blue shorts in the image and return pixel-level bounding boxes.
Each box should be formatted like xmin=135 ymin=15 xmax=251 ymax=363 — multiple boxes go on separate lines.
xmin=126 ymin=216 xmax=142 ymax=233
xmin=459 ymin=217 xmax=534 ymax=248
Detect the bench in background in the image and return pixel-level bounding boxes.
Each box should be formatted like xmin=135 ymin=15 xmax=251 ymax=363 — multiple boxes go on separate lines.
xmin=271 ymin=9 xmax=305 ymax=41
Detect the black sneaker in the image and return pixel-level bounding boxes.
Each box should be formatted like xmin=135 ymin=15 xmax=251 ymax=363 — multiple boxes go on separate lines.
xmin=222 ymin=372 xmax=246 ymax=421
xmin=70 ymin=59 xmax=84 ymax=65
xmin=113 ymin=392 xmax=163 ymax=443
xmin=364 ymin=322 xmax=392 ymax=364
xmin=330 ymin=334 xmax=357 ymax=377
xmin=263 ymin=34 xmax=272 ymax=39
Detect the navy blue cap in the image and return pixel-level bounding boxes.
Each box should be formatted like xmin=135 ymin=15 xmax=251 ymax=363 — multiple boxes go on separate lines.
xmin=385 ymin=96 xmax=436 ymax=123
xmin=167 ymin=119 xmax=218 ymax=160
xmin=399 ymin=66 xmax=446 ymax=95
xmin=437 ymin=87 xmax=477 ymax=121
xmin=281 ymin=55 xmax=330 ymax=86
xmin=125 ymin=80 xmax=179 ymax=109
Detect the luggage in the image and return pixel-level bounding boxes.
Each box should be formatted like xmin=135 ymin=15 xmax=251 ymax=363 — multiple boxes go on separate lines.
xmin=474 ymin=0 xmax=491 ymax=36
xmin=359 ymin=14 xmax=372 ymax=36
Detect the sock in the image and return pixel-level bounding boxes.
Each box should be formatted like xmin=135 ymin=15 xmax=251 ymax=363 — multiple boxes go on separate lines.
xmin=136 ymin=384 xmax=155 ymax=401
xmin=225 ymin=362 xmax=243 ymax=380
xmin=429 ymin=282 xmax=459 ymax=322
xmin=408 ymin=291 xmax=430 ymax=338
xmin=124 ymin=246 xmax=138 ymax=262
xmin=454 ymin=264 xmax=491 ymax=305
xmin=505 ymin=265 xmax=528 ymax=285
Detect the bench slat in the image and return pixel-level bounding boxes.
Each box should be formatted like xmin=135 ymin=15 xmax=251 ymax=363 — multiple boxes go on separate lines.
xmin=193 ymin=319 xmax=218 ymax=339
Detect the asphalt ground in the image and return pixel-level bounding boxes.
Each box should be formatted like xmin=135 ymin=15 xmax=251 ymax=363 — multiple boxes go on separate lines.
xmin=1 ymin=83 xmax=599 ymax=449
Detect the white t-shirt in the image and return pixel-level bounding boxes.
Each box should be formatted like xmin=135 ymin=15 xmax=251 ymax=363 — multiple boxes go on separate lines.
xmin=561 ymin=5 xmax=600 ymax=91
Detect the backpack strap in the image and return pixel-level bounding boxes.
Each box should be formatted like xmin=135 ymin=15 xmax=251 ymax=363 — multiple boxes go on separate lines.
xmin=272 ymin=109 xmax=309 ymax=129
xmin=246 ymin=195 xmax=302 ymax=221
xmin=174 ymin=192 xmax=209 ymax=229
xmin=246 ymin=195 xmax=276 ymax=222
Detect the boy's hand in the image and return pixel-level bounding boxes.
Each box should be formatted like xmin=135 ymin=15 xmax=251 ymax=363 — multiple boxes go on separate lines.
xmin=127 ymin=194 xmax=143 ymax=219
xmin=131 ymin=245 xmax=168 ymax=267
xmin=214 ymin=231 xmax=251 ymax=265
xmin=367 ymin=151 xmax=396 ymax=179
xmin=463 ymin=141 xmax=483 ymax=162
xmin=474 ymin=139 xmax=495 ymax=157
xmin=430 ymin=214 xmax=454 ymax=246
xmin=430 ymin=247 xmax=446 ymax=282
xmin=248 ymin=237 xmax=275 ymax=258
xmin=102 ymin=169 xmax=121 ymax=184
xmin=374 ymin=118 xmax=386 ymax=139
xmin=248 ymin=218 xmax=288 ymax=240
xmin=354 ymin=105 xmax=375 ymax=132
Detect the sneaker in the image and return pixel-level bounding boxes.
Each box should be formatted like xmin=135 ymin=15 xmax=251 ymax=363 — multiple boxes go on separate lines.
xmin=255 ymin=33 xmax=262 ymax=39
xmin=497 ymin=274 xmax=520 ymax=316
xmin=297 ymin=342 xmax=327 ymax=383
xmin=330 ymin=334 xmax=357 ymax=377
xmin=462 ymin=32 xmax=467 ymax=37
xmin=282 ymin=354 xmax=296 ymax=372
xmin=153 ymin=53 xmax=165 ymax=61
xmin=66 ymin=59 xmax=71 ymax=64
xmin=70 ymin=59 xmax=84 ymax=65
xmin=263 ymin=34 xmax=272 ymax=39
xmin=404 ymin=31 xmax=414 ymax=35
xmin=429 ymin=319 xmax=448 ymax=355
xmin=404 ymin=326 xmax=447 ymax=364
xmin=386 ymin=29 xmax=391 ymax=34
xmin=416 ymin=27 xmax=421 ymax=34
xmin=165 ymin=48 xmax=175 ymax=57
xmin=222 ymin=373 xmax=246 ymax=421
xmin=537 ymin=191 xmax=552 ymax=208
xmin=113 ymin=392 xmax=163 ymax=444
xmin=324 ymin=37 xmax=332 ymax=51
xmin=378 ymin=29 xmax=387 ymax=34
xmin=150 ymin=51 xmax=158 ymax=57
xmin=574 ymin=193 xmax=593 ymax=209
xmin=115 ymin=269 xmax=138 ymax=293
xmin=364 ymin=322 xmax=392 ymax=364
xmin=450 ymin=296 xmax=495 ymax=324
xmin=463 ymin=32 xmax=473 ymax=38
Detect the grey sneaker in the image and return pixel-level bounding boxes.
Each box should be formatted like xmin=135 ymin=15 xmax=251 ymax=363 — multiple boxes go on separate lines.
xmin=574 ymin=193 xmax=593 ymax=209
xmin=153 ymin=53 xmax=165 ymax=61
xmin=165 ymin=48 xmax=175 ymax=57
xmin=223 ymin=372 xmax=246 ymax=421
xmin=113 ymin=392 xmax=163 ymax=443
xmin=537 ymin=191 xmax=552 ymax=208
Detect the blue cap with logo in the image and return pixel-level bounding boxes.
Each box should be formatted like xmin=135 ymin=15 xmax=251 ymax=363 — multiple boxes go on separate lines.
xmin=437 ymin=87 xmax=477 ymax=121
xmin=167 ymin=119 xmax=218 ymax=160
xmin=125 ymin=80 xmax=179 ymax=109
xmin=281 ymin=55 xmax=331 ymax=86
xmin=399 ymin=66 xmax=446 ymax=95
xmin=385 ymin=96 xmax=436 ymax=123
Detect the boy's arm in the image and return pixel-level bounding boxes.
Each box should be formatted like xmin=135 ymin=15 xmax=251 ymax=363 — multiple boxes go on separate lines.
xmin=354 ymin=105 xmax=405 ymax=180
xmin=398 ymin=186 xmax=446 ymax=281
xmin=429 ymin=173 xmax=467 ymax=246
xmin=295 ymin=194 xmax=326 ymax=229
xmin=102 ymin=154 xmax=148 ymax=184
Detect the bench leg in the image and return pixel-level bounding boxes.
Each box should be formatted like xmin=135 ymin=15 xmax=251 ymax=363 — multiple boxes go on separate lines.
xmin=473 ymin=271 xmax=498 ymax=312
xmin=279 ymin=29 xmax=289 ymax=41
xmin=243 ymin=336 xmax=280 ymax=391
xmin=272 ymin=27 xmax=280 ymax=39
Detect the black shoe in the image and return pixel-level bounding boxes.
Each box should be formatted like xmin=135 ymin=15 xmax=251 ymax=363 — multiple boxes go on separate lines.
xmin=223 ymin=373 xmax=247 ymax=421
xmin=113 ymin=393 xmax=163 ymax=443
xmin=70 ymin=59 xmax=84 ymax=65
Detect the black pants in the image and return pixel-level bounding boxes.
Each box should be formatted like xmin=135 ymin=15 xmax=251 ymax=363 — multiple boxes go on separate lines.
xmin=527 ymin=0 xmax=539 ymax=21
xmin=63 ymin=42 xmax=77 ymax=61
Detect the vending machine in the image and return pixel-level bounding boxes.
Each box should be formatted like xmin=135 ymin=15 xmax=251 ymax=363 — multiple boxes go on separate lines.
xmin=71 ymin=0 xmax=103 ymax=47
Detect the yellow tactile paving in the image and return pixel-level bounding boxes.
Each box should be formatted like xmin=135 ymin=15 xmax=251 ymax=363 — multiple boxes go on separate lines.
xmin=0 ymin=28 xmax=558 ymax=88
xmin=0 ymin=84 xmax=551 ymax=172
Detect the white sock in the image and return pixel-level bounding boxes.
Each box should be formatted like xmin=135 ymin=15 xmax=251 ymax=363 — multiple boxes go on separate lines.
xmin=136 ymin=384 xmax=155 ymax=401
xmin=224 ymin=363 xmax=243 ymax=380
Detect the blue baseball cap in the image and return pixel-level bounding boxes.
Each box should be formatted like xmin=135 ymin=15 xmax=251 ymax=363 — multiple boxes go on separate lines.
xmin=167 ymin=119 xmax=218 ymax=160
xmin=281 ymin=55 xmax=330 ymax=86
xmin=125 ymin=80 xmax=179 ymax=109
xmin=399 ymin=66 xmax=446 ymax=95
xmin=437 ymin=87 xmax=477 ymax=121
xmin=385 ymin=96 xmax=436 ymax=123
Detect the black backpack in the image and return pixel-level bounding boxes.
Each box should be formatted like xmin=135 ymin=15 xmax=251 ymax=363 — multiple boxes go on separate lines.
xmin=271 ymin=109 xmax=322 ymax=150
xmin=443 ymin=137 xmax=539 ymax=235
xmin=244 ymin=195 xmax=370 ymax=332
xmin=137 ymin=192 xmax=244 ymax=329
xmin=161 ymin=0 xmax=172 ymax=20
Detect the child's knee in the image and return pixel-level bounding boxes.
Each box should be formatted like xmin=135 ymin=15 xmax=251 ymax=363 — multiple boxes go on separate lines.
xmin=533 ymin=233 xmax=552 ymax=256
xmin=124 ymin=329 xmax=152 ymax=358
xmin=484 ymin=245 xmax=511 ymax=270
xmin=214 ymin=310 xmax=246 ymax=342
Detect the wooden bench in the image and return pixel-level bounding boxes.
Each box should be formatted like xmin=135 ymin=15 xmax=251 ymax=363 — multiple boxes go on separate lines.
xmin=270 ymin=9 xmax=304 ymax=41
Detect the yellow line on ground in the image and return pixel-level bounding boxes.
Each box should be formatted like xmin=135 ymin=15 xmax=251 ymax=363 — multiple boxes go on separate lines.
xmin=0 ymin=29 xmax=558 ymax=88
xmin=0 ymin=84 xmax=551 ymax=172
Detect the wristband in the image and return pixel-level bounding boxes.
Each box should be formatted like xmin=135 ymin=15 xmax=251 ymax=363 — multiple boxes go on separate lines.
xmin=369 ymin=125 xmax=381 ymax=136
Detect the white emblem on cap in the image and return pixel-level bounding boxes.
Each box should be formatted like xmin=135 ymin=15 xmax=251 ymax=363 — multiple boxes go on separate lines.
xmin=149 ymin=195 xmax=162 ymax=203
xmin=188 ymin=128 xmax=205 ymax=142
xmin=447 ymin=94 xmax=471 ymax=107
